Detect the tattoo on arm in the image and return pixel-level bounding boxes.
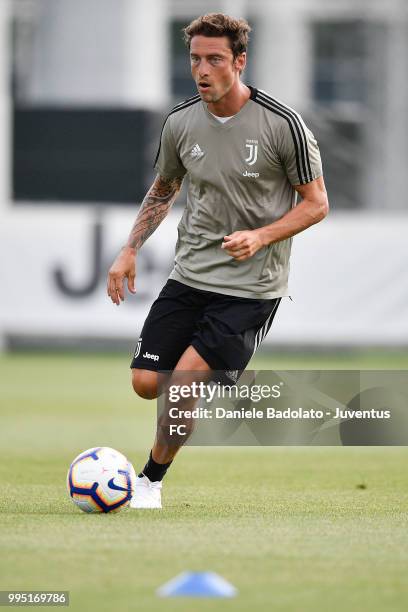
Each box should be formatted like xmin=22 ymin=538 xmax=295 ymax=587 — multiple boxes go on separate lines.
xmin=126 ymin=175 xmax=183 ymax=249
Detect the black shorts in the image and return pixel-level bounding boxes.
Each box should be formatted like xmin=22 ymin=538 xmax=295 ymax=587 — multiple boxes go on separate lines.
xmin=130 ymin=280 xmax=281 ymax=384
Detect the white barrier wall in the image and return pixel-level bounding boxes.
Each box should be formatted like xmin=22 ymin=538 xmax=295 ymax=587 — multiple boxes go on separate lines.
xmin=0 ymin=207 xmax=407 ymax=348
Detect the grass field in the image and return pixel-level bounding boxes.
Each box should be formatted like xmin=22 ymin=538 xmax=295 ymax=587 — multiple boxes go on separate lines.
xmin=1 ymin=350 xmax=408 ymax=611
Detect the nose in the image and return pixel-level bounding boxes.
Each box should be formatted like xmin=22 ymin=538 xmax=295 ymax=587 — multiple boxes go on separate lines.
xmin=198 ymin=59 xmax=210 ymax=77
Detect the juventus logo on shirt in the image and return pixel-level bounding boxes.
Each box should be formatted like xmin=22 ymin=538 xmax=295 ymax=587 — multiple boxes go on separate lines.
xmin=245 ymin=139 xmax=258 ymax=166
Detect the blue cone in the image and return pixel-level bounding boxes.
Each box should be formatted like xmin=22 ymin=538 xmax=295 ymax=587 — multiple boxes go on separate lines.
xmin=157 ymin=571 xmax=237 ymax=598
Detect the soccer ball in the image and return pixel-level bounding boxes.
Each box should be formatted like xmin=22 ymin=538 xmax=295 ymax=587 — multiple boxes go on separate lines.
xmin=67 ymin=447 xmax=136 ymax=513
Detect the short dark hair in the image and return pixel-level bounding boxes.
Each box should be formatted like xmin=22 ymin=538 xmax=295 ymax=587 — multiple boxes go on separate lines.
xmin=183 ymin=13 xmax=251 ymax=59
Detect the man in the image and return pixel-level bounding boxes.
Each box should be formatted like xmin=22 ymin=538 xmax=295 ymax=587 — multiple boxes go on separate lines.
xmin=107 ymin=13 xmax=329 ymax=509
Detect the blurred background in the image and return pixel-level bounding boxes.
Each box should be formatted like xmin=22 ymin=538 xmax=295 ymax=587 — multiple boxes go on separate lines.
xmin=2 ymin=6 xmax=407 ymax=605
xmin=0 ymin=0 xmax=407 ymax=354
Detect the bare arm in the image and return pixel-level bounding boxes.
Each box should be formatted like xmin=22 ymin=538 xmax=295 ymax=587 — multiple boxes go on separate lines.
xmin=107 ymin=174 xmax=183 ymax=305
xmin=126 ymin=174 xmax=183 ymax=250
xmin=222 ymin=176 xmax=329 ymax=261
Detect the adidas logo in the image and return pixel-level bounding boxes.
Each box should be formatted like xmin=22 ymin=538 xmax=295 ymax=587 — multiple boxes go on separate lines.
xmin=190 ymin=143 xmax=204 ymax=159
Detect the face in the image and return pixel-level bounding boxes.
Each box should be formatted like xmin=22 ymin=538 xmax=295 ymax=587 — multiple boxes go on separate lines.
xmin=190 ymin=35 xmax=246 ymax=103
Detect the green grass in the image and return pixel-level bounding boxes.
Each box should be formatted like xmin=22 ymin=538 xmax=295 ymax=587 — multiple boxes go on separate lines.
xmin=1 ymin=350 xmax=408 ymax=611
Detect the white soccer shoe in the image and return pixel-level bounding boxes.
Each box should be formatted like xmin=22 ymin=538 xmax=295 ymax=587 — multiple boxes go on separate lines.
xmin=130 ymin=475 xmax=162 ymax=509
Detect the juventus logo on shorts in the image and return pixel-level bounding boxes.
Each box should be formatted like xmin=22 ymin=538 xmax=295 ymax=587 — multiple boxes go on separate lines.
xmin=245 ymin=140 xmax=258 ymax=166
xmin=225 ymin=370 xmax=239 ymax=383
xmin=134 ymin=337 xmax=142 ymax=359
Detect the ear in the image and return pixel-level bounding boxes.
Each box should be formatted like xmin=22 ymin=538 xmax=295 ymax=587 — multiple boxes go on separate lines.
xmin=234 ymin=52 xmax=247 ymax=73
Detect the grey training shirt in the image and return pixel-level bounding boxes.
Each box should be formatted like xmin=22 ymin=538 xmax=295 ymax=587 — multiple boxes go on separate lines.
xmin=154 ymin=85 xmax=323 ymax=299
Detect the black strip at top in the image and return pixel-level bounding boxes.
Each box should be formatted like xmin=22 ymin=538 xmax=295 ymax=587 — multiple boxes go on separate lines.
xmin=253 ymin=95 xmax=304 ymax=184
xmin=247 ymin=85 xmax=258 ymax=100
xmin=255 ymin=92 xmax=310 ymax=183
xmin=257 ymin=91 xmax=312 ymax=182
xmin=254 ymin=90 xmax=312 ymax=183
xmin=153 ymin=95 xmax=201 ymax=168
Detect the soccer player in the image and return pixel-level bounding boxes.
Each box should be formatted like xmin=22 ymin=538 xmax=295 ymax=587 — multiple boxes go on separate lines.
xmin=107 ymin=13 xmax=329 ymax=508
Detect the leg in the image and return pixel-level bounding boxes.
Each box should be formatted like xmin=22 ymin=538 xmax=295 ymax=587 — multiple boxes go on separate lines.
xmin=152 ymin=345 xmax=213 ymax=463
xmin=148 ymin=295 xmax=281 ymax=468
xmin=131 ymin=368 xmax=169 ymax=400
xmin=132 ymin=294 xmax=281 ymax=509
xmin=131 ymin=345 xmax=211 ymax=509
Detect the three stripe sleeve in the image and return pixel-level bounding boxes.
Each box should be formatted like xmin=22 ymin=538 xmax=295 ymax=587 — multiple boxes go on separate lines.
xmin=154 ymin=116 xmax=187 ymax=180
xmin=279 ymin=116 xmax=323 ymax=186
xmin=255 ymin=90 xmax=323 ymax=186
xmin=153 ymin=95 xmax=200 ymax=180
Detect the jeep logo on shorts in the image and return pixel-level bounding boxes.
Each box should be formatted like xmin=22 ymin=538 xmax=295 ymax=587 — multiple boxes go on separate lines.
xmin=143 ymin=351 xmax=159 ymax=362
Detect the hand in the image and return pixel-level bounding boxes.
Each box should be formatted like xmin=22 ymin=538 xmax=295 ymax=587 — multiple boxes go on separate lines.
xmin=221 ymin=230 xmax=265 ymax=261
xmin=107 ymin=246 xmax=137 ymax=306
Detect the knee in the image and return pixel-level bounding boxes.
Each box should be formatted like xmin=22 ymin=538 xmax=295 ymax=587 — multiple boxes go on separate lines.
xmin=131 ymin=369 xmax=159 ymax=400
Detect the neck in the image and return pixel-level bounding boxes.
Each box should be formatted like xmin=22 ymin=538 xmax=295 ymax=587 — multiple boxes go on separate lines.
xmin=207 ymin=81 xmax=251 ymax=117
